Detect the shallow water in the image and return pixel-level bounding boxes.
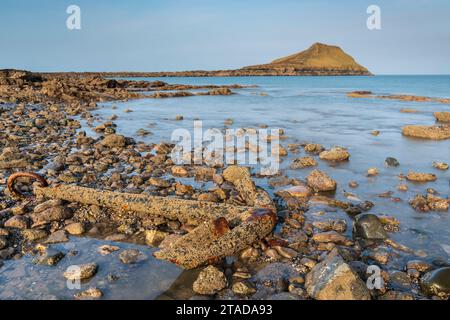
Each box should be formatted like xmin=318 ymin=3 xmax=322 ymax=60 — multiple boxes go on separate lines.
xmin=2 ymin=75 xmax=449 ymax=299
xmin=0 ymin=236 xmax=188 ymax=300
xmin=91 ymin=75 xmax=450 ymax=260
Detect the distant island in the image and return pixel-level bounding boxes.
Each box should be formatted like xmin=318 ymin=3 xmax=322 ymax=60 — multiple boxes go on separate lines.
xmin=44 ymin=43 xmax=371 ymax=77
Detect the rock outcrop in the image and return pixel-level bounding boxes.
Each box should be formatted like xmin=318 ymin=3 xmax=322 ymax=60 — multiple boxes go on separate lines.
xmin=39 ymin=43 xmax=370 ymax=78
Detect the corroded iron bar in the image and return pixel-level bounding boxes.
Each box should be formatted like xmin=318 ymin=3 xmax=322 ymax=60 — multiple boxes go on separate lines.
xmin=154 ymin=208 xmax=277 ymax=269
xmin=7 ymin=167 xmax=277 ymax=269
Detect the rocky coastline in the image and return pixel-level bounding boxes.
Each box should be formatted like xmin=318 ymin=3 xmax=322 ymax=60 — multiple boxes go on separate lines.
xmin=0 ymin=69 xmax=449 ymax=300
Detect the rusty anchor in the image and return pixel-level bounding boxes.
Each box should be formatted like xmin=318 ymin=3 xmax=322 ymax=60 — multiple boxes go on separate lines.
xmin=7 ymin=166 xmax=277 ymax=269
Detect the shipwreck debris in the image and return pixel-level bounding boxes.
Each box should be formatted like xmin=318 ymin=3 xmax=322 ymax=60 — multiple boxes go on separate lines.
xmin=7 ymin=166 xmax=277 ymax=269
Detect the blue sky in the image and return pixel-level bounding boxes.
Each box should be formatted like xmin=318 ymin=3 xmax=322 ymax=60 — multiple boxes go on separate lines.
xmin=0 ymin=0 xmax=449 ymax=74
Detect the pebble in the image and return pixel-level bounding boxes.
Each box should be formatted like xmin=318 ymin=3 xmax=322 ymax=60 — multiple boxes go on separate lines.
xmin=193 ymin=266 xmax=228 ymax=295
xmin=63 ymin=263 xmax=98 ymax=280
xmin=265 ymin=248 xmax=281 ymax=260
xmin=4 ymin=215 xmax=29 ymax=229
xmin=353 ymin=214 xmax=388 ymax=240
xmin=432 ymin=161 xmax=448 ymax=170
xmin=74 ymin=287 xmax=103 ymax=300
xmin=45 ymin=230 xmax=69 ymax=244
xmin=0 ymin=236 xmax=7 ymax=250
xmin=348 ymin=181 xmax=359 ymax=188
xmin=21 ymin=229 xmax=48 ymax=241
xmin=306 ymin=170 xmax=337 ymax=192
xmin=145 ymin=230 xmax=168 ymax=247
xmin=119 ymin=249 xmax=143 ymax=264
xmin=406 ymin=260 xmax=432 ymax=272
xmin=65 ymin=222 xmax=85 ymax=235
xmin=33 ymin=248 xmax=65 ymax=266
xmin=385 ymin=157 xmax=400 ymax=167
xmin=290 ymin=156 xmax=317 ymax=169
xmin=98 ymin=245 xmax=120 ymax=255
xmin=232 ymin=281 xmax=256 ymax=296
xmin=319 ymin=147 xmax=350 ymax=162
xmin=274 ymin=246 xmax=298 ymax=259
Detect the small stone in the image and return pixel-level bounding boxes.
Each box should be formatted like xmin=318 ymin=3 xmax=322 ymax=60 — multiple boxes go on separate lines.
xmin=171 ymin=166 xmax=189 ymax=177
xmin=379 ymin=291 xmax=414 ymax=300
xmin=145 ymin=230 xmax=168 ymax=247
xmin=434 ymin=111 xmax=450 ymax=123
xmin=312 ymin=231 xmax=352 ymax=246
xmin=389 ymin=270 xmax=412 ymax=291
xmin=353 ymin=214 xmax=388 ymax=240
xmin=193 ymin=266 xmax=228 ymax=295
xmin=175 ymin=115 xmax=184 ymax=121
xmin=197 ymin=193 xmax=219 ymax=202
xmin=232 ymin=281 xmax=256 ymax=296
xmin=32 ymin=205 xmax=73 ymax=224
xmin=268 ymin=176 xmax=291 ymax=188
xmin=33 ymin=248 xmax=65 ymax=266
xmin=101 ymin=134 xmax=126 ymax=148
xmin=306 ymin=170 xmax=337 ymax=192
xmin=406 ymin=260 xmax=432 ymax=272
xmin=97 ymin=245 xmax=120 ymax=255
xmin=290 ymin=156 xmax=317 ymax=169
xmin=348 ymin=181 xmax=359 ymax=188
xmin=0 ymin=236 xmax=7 ymax=250
xmin=304 ymin=143 xmax=324 ymax=154
xmin=285 ymin=218 xmax=302 ymax=229
xmin=420 ymin=267 xmax=450 ymax=297
xmin=149 ymin=177 xmax=171 ymax=188
xmin=371 ymin=130 xmax=380 ymax=136
xmin=45 ymin=230 xmax=69 ymax=244
xmin=265 ymin=248 xmax=281 ymax=260
xmin=65 ymin=222 xmax=85 ymax=235
xmin=240 ymin=247 xmax=260 ymax=261
xmin=119 ymin=249 xmax=142 ymax=264
xmin=433 ymin=162 xmax=448 ymax=170
xmin=367 ymin=168 xmax=379 ymax=176
xmin=4 ymin=215 xmax=29 ymax=229
xmin=319 ymin=147 xmax=350 ymax=162
xmin=63 ymin=263 xmax=98 ymax=280
xmin=74 ymin=287 xmax=103 ymax=300
xmin=274 ymin=246 xmax=298 ymax=259
xmin=22 ymin=229 xmax=48 ymax=241
xmin=397 ymin=184 xmax=408 ymax=192
xmin=279 ymin=185 xmax=312 ymax=198
xmin=385 ymin=157 xmax=400 ymax=167
xmin=363 ymin=247 xmax=389 ymax=265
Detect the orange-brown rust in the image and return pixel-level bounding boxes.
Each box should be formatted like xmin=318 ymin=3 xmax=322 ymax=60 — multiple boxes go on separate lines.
xmin=7 ymin=171 xmax=48 ymax=198
xmin=246 ymin=208 xmax=277 ymax=227
xmin=213 ymin=217 xmax=231 ymax=237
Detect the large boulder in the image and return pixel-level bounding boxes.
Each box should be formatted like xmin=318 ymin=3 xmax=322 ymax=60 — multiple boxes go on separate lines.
xmin=305 ymin=249 xmax=371 ymax=300
xmin=420 ymin=267 xmax=450 ymax=297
